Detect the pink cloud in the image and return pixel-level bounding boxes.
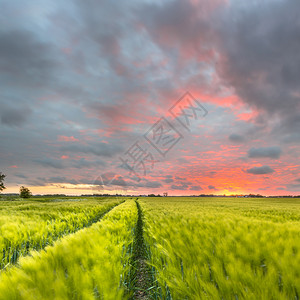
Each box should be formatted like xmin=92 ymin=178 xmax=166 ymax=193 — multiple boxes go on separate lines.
xmin=58 ymin=136 xmax=79 ymax=142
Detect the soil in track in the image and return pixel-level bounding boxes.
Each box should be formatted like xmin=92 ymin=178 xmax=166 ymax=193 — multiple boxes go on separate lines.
xmin=130 ymin=199 xmax=154 ymax=300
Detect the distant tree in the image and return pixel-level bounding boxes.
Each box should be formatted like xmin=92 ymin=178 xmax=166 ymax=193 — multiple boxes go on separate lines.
xmin=20 ymin=186 xmax=32 ymax=198
xmin=0 ymin=172 xmax=5 ymax=192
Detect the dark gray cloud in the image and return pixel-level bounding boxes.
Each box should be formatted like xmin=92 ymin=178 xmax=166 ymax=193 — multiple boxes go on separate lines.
xmin=208 ymin=185 xmax=216 ymax=190
xmin=229 ymin=134 xmax=244 ymax=143
xmin=285 ymin=183 xmax=300 ymax=192
xmin=93 ymin=173 xmax=128 ymax=188
xmin=189 ymin=185 xmax=202 ymax=191
xmin=0 ymin=105 xmax=32 ymax=127
xmin=171 ymin=183 xmax=189 ymax=190
xmin=246 ymin=166 xmax=274 ymax=175
xmin=33 ymin=158 xmax=64 ymax=169
xmin=164 ymin=178 xmax=174 ymax=183
xmin=15 ymin=174 xmax=27 ymax=179
xmin=138 ymin=0 xmax=218 ymax=59
xmin=93 ymin=172 xmax=116 ymax=186
xmin=144 ymin=181 xmax=162 ymax=188
xmin=217 ymin=0 xmax=300 ymax=141
xmin=248 ymin=147 xmax=281 ymax=159
xmin=47 ymin=176 xmax=78 ymax=184
xmin=61 ymin=143 xmax=123 ymax=158
xmin=275 ymin=114 xmax=300 ymax=143
xmin=177 ymin=158 xmax=189 ymax=164
xmin=71 ymin=158 xmax=106 ymax=169
xmin=26 ymin=177 xmax=47 ymax=187
xmin=136 ymin=180 xmax=162 ymax=188
xmin=0 ymin=29 xmax=57 ymax=87
xmin=110 ymin=176 xmax=128 ymax=187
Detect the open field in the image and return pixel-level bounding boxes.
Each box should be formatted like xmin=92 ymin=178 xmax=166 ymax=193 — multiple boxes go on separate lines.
xmin=142 ymin=197 xmax=300 ymax=299
xmin=0 ymin=196 xmax=299 ymax=299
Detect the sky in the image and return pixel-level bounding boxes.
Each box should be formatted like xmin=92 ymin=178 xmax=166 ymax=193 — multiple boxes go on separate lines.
xmin=0 ymin=0 xmax=299 ymax=196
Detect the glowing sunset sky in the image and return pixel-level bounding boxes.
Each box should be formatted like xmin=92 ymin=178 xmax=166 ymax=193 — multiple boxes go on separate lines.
xmin=0 ymin=0 xmax=299 ymax=196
